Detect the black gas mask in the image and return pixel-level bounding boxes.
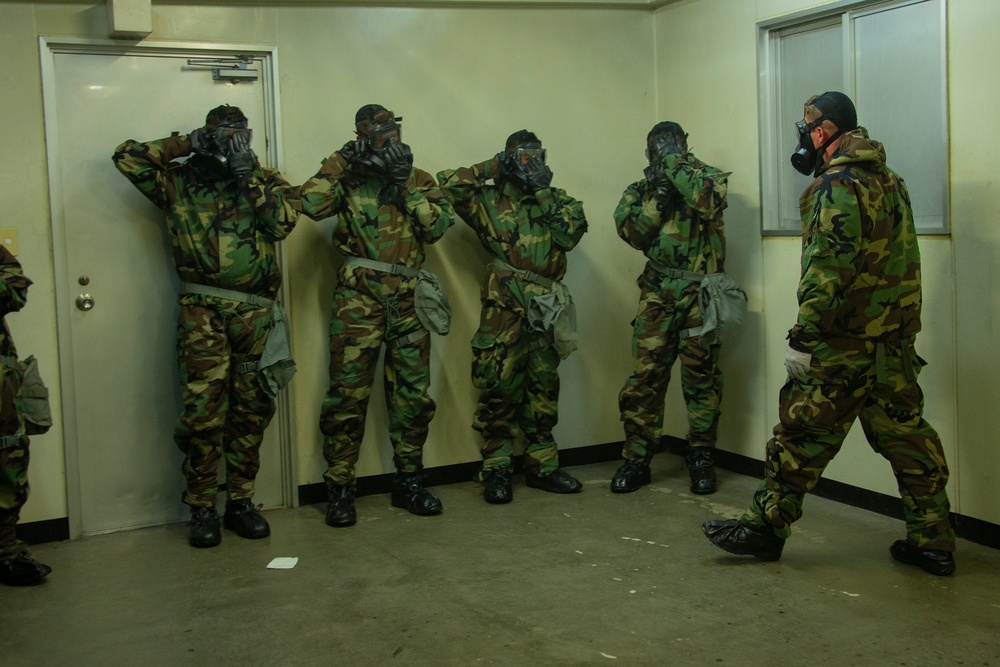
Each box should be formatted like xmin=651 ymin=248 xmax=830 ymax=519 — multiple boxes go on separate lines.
xmin=790 ymin=117 xmax=838 ymax=177
xmin=504 ymin=143 xmax=546 ymax=191
xmin=789 ymin=91 xmax=857 ymax=177
xmin=193 ymin=105 xmax=252 ymax=177
xmin=210 ymin=122 xmax=251 ymax=167
xmin=366 ymin=117 xmax=402 ymax=154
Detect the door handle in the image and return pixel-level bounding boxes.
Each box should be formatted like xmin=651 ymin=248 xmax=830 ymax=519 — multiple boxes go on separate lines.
xmin=76 ymin=293 xmax=95 ymax=311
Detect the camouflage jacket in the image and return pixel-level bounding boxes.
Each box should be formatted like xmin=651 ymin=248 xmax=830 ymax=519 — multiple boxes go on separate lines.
xmin=615 ymin=152 xmax=729 ymax=288
xmin=295 ymin=151 xmax=454 ymax=272
xmin=437 ymin=157 xmax=587 ymax=315
xmin=788 ymin=127 xmax=921 ymax=351
xmin=112 ymin=135 xmax=298 ymax=299
xmin=0 ymin=246 xmax=30 ymax=433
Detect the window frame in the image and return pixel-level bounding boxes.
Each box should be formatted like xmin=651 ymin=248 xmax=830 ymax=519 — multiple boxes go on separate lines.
xmin=757 ymin=0 xmax=950 ymax=237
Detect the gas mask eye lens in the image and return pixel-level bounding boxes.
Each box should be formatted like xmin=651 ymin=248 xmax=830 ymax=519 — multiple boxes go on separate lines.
xmin=367 ymin=120 xmax=401 ymax=151
xmin=370 ymin=130 xmax=398 ymax=150
xmin=513 ymin=147 xmax=545 ymax=165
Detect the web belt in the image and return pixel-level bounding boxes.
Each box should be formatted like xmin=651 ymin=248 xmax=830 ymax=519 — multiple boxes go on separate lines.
xmin=344 ymin=256 xmax=420 ymax=278
xmin=181 ymin=283 xmax=274 ymax=308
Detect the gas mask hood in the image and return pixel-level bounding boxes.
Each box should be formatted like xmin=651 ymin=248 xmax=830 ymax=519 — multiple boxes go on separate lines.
xmin=790 ymin=91 xmax=857 ymax=177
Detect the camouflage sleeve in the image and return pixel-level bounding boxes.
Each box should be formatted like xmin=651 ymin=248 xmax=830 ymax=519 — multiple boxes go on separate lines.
xmin=293 ymin=152 xmax=350 ymax=221
xmin=537 ymin=186 xmax=588 ymax=251
xmin=614 ymin=180 xmax=661 ymax=250
xmin=112 ymin=134 xmax=192 ymax=210
xmin=789 ymin=174 xmax=862 ymax=349
xmin=401 ymin=169 xmax=455 ymax=245
xmin=436 ymin=158 xmax=497 ymax=228
xmin=0 ymin=246 xmax=31 ymax=317
xmin=241 ymin=168 xmax=300 ymax=242
xmin=660 ymin=153 xmax=729 ymax=219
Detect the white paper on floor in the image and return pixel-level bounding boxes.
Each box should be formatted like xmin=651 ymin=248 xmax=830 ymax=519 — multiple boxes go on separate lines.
xmin=267 ymin=557 xmax=299 ymax=569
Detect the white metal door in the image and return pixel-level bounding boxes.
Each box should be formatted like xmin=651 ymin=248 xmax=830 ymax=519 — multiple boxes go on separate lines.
xmin=42 ymin=42 xmax=290 ymax=535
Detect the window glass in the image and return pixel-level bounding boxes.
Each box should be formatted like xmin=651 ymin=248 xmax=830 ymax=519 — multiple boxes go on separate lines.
xmin=760 ymin=0 xmax=947 ymax=235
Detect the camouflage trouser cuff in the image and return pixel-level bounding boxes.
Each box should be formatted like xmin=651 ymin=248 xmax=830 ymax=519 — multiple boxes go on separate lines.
xmin=324 ymin=467 xmax=355 ymax=488
xmin=475 ymin=460 xmax=511 ymax=483
xmin=182 ymin=487 xmax=219 ymax=508
xmin=621 ymin=444 xmax=652 ymax=463
xmin=0 ymin=542 xmax=28 ymax=560
xmin=533 ymin=461 xmax=560 ymax=477
xmin=740 ymin=505 xmax=791 ymax=540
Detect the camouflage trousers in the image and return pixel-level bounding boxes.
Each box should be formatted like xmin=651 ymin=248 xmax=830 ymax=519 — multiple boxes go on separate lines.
xmin=174 ymin=296 xmax=275 ymax=508
xmin=471 ymin=305 xmax=562 ymax=477
xmin=619 ymin=281 xmax=723 ymax=461
xmin=741 ymin=338 xmax=955 ymax=551
xmin=320 ymin=270 xmax=435 ymax=488
xmin=0 ymin=437 xmax=29 ymax=558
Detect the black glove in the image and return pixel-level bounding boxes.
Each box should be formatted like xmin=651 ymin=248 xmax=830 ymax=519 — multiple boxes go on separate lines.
xmin=366 ymin=142 xmax=412 ymax=183
xmin=643 ymin=165 xmax=669 ymax=189
xmin=644 ymin=164 xmax=678 ymax=210
xmin=654 ymin=185 xmax=680 ymax=210
xmin=383 ymin=142 xmax=414 ymax=186
xmin=189 ymin=127 xmax=212 ymax=155
xmin=338 ymin=140 xmax=366 ymax=166
xmin=226 ymin=132 xmax=256 ymax=177
xmin=523 ymin=156 xmax=553 ymax=191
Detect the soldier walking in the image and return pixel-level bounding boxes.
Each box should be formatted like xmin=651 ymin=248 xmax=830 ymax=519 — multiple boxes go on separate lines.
xmin=703 ymin=92 xmax=955 ymax=575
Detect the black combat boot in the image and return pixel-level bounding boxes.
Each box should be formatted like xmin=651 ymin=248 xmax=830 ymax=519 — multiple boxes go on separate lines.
xmin=223 ymin=499 xmax=270 ymax=539
xmin=890 ymin=540 xmax=956 ymax=576
xmin=525 ymin=468 xmax=583 ymax=494
xmin=188 ymin=506 xmax=221 ymax=548
xmin=391 ymin=474 xmax=443 ymax=516
xmin=326 ymin=483 xmax=357 ymax=527
xmin=0 ymin=553 xmax=52 ymax=586
xmin=702 ymin=519 xmax=785 ymax=561
xmin=482 ymin=468 xmax=513 ymax=504
xmin=686 ymin=447 xmax=717 ymax=495
xmin=610 ymin=458 xmax=651 ymax=493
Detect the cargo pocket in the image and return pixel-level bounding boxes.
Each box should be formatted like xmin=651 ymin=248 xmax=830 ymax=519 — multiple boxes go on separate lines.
xmin=471 ymin=330 xmax=502 ymax=390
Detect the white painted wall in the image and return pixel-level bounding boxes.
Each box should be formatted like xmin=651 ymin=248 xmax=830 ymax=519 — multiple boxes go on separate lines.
xmin=274 ymin=5 xmax=654 ymax=484
xmin=2 ymin=0 xmax=996 ymax=529
xmin=1 ymin=1 xmax=652 ymax=522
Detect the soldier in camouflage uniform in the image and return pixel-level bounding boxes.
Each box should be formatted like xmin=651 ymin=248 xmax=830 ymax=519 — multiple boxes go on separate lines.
xmin=611 ymin=122 xmax=731 ymax=496
xmin=113 ymin=105 xmax=298 ymax=548
xmin=438 ymin=130 xmax=588 ymax=503
xmin=0 ymin=246 xmax=51 ymax=585
xmin=294 ymin=104 xmax=454 ymax=527
xmin=703 ymin=92 xmax=956 ymax=576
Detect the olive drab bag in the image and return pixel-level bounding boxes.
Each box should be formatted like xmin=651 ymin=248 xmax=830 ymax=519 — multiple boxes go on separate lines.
xmin=18 ymin=355 xmax=52 ymax=436
xmin=415 ymin=270 xmax=452 ymax=336
xmin=680 ymin=273 xmax=748 ymax=346
xmin=527 ymin=282 xmax=578 ymax=360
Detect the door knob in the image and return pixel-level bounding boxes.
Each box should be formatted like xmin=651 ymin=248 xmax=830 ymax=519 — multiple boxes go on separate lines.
xmin=76 ymin=293 xmax=95 ymax=311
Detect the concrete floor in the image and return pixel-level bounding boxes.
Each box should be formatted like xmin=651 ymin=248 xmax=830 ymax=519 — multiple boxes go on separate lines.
xmin=7 ymin=457 xmax=1000 ymax=666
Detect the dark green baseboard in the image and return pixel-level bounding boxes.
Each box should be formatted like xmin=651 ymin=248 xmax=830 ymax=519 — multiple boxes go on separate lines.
xmin=18 ymin=517 xmax=71 ymax=546
xmin=21 ymin=437 xmax=999 ymax=551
